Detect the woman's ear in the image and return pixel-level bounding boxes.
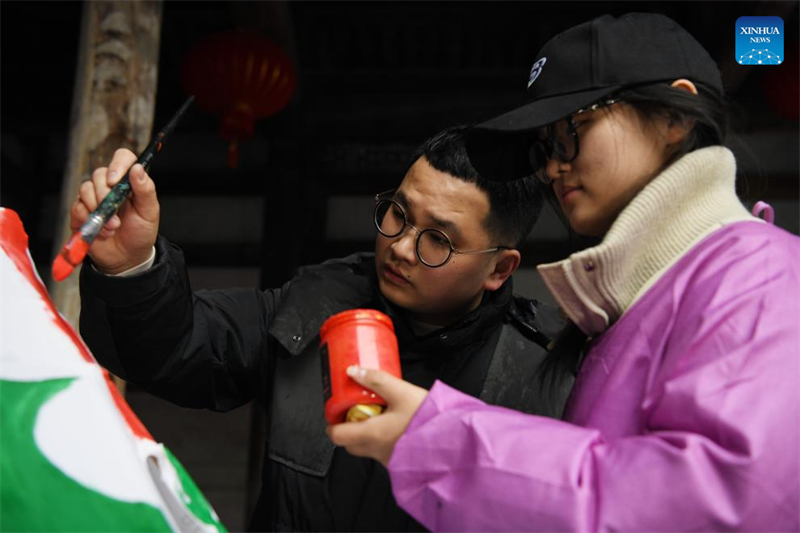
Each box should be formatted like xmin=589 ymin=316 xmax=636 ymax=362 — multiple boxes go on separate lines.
xmin=671 ymin=78 xmax=698 ymax=95
xmin=665 ymin=79 xmax=698 ymax=145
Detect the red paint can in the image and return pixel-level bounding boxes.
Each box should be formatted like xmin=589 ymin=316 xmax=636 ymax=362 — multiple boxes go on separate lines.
xmin=320 ymin=309 xmax=402 ymax=424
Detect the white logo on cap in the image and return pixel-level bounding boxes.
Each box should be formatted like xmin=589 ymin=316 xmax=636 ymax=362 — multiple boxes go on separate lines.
xmin=528 ymin=57 xmax=547 ymax=88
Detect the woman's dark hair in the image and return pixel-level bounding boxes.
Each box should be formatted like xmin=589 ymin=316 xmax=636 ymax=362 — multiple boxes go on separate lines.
xmin=620 ymin=81 xmax=734 ymax=165
xmin=406 ymin=125 xmax=544 ymax=248
xmin=537 ymin=82 xmax=739 ymax=408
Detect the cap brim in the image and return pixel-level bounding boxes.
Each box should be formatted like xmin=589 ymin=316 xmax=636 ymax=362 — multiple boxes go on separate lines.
xmin=467 ymin=86 xmax=621 ymax=182
xmin=477 ymin=86 xmax=623 ymax=133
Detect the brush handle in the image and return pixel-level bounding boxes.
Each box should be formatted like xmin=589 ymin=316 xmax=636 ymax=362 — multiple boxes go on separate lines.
xmin=52 ymin=95 xmax=194 ymax=281
xmin=74 ymin=94 xmax=194 ymax=246
xmin=78 ymin=178 xmax=133 ymax=244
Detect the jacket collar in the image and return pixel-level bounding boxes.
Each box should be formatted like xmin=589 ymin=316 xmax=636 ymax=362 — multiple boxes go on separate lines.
xmin=269 ymin=253 xmax=513 ymax=356
xmin=269 ymin=253 xmax=378 ymax=356
xmin=537 ymin=146 xmax=753 ymax=336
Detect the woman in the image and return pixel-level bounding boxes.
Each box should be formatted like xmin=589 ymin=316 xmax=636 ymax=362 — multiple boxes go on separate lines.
xmin=328 ymin=13 xmax=799 ymax=532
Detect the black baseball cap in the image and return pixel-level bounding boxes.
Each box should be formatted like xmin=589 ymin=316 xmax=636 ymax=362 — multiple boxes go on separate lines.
xmin=467 ymin=13 xmax=723 ymax=181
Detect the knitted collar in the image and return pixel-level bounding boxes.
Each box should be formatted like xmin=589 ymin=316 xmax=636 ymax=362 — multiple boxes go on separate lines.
xmin=537 ymin=146 xmax=753 ymax=336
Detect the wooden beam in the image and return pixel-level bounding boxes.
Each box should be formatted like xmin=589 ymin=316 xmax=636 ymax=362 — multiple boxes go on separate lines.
xmin=49 ymin=1 xmax=163 ymax=331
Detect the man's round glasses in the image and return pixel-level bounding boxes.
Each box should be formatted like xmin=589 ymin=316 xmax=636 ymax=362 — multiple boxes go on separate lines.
xmin=373 ymin=193 xmax=511 ymax=268
xmin=529 ymin=98 xmax=622 ymax=185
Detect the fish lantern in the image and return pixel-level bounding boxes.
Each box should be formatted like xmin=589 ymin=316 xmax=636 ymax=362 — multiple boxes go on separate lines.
xmin=181 ymin=31 xmax=297 ymax=168
xmin=0 ymin=208 xmax=226 ymax=532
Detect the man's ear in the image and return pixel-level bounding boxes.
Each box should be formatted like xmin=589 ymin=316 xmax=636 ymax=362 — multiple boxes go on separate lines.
xmin=483 ymin=249 xmax=521 ymax=291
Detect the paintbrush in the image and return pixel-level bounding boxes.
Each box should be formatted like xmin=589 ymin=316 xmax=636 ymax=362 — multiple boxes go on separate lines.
xmin=52 ymin=96 xmax=194 ymax=282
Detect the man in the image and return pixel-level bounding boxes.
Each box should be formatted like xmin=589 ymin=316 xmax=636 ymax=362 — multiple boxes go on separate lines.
xmin=76 ymin=126 xmax=570 ymax=531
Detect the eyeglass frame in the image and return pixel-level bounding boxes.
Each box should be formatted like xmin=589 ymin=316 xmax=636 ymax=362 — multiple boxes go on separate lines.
xmin=373 ymin=190 xmax=513 ymax=268
xmin=531 ymin=97 xmax=622 ymax=185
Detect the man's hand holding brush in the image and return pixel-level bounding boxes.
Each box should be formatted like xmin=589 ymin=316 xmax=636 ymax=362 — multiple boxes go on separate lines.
xmin=69 ymin=149 xmax=160 ymax=275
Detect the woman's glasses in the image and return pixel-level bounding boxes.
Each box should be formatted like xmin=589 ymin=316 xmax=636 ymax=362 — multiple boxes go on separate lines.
xmin=530 ymin=98 xmax=622 ymax=185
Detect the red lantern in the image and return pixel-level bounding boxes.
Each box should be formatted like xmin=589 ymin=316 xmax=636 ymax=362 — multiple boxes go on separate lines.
xmin=181 ymin=31 xmax=297 ymax=168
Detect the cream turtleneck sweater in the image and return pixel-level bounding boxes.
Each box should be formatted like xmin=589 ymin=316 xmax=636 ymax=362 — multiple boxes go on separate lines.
xmin=537 ymin=146 xmax=758 ymax=336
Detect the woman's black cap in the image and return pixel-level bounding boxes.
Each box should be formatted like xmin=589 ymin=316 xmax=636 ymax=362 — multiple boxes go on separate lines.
xmin=467 ymin=13 xmax=723 ymax=181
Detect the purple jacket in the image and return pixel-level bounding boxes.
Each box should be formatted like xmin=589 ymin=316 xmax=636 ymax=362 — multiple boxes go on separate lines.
xmin=387 ymin=221 xmax=800 ymax=531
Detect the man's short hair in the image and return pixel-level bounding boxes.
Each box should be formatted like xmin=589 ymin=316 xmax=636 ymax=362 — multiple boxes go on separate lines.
xmin=407 ymin=125 xmax=543 ymax=247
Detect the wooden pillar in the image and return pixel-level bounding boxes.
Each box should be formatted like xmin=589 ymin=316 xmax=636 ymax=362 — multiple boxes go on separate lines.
xmin=49 ymin=1 xmax=163 ymax=334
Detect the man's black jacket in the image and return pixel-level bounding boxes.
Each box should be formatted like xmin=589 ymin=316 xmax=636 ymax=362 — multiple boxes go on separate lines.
xmin=79 ymin=237 xmax=570 ymax=532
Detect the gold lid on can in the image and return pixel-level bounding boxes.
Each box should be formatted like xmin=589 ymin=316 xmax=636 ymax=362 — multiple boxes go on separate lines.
xmin=346 ymin=403 xmax=384 ymax=423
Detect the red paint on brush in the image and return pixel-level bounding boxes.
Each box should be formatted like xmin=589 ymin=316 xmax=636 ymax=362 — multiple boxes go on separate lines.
xmin=51 ymin=232 xmax=90 ymax=282
xmin=51 ymin=254 xmax=74 ymax=282
xmin=65 ymin=234 xmax=90 ymax=264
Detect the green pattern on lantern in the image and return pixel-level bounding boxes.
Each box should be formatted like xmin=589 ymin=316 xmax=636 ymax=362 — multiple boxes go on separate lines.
xmin=0 ymin=378 xmax=172 ymax=532
xmin=163 ymin=448 xmax=227 ymax=532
